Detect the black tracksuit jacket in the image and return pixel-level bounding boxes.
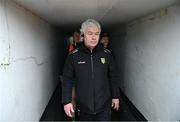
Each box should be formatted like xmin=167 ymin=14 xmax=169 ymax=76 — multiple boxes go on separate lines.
xmin=62 ymin=44 xmax=120 ymax=114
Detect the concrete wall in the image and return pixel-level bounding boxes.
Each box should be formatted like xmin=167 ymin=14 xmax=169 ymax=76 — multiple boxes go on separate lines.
xmin=0 ymin=0 xmax=63 ymax=120
xmin=110 ymin=3 xmax=180 ymax=120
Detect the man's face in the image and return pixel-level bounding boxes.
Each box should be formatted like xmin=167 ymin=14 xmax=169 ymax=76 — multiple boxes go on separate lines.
xmin=84 ymin=26 xmax=101 ymax=49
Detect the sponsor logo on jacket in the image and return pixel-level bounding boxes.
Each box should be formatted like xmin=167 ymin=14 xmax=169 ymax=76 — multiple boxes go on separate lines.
xmin=78 ymin=61 xmax=86 ymax=64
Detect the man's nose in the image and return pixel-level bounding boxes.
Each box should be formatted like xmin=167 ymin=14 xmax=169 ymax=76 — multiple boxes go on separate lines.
xmin=92 ymin=34 xmax=97 ymax=39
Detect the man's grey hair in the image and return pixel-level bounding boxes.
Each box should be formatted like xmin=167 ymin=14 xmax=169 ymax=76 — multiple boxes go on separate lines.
xmin=80 ymin=19 xmax=101 ymax=34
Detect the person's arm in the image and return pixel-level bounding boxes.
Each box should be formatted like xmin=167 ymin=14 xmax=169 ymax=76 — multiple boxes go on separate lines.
xmin=62 ymin=55 xmax=75 ymax=117
xmin=108 ymin=53 xmax=120 ymax=110
xmin=108 ymin=53 xmax=120 ymax=98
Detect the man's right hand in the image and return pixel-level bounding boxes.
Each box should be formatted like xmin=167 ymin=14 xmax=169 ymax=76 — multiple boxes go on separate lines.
xmin=64 ymin=103 xmax=74 ymax=118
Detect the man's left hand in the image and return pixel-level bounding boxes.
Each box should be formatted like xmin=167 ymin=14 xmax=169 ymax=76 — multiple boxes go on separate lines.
xmin=112 ymin=98 xmax=119 ymax=111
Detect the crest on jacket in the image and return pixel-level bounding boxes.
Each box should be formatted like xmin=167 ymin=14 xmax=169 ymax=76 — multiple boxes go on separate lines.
xmin=100 ymin=58 xmax=106 ymax=64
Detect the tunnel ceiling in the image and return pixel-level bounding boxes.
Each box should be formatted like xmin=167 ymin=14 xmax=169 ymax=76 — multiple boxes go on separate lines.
xmin=14 ymin=0 xmax=178 ymax=29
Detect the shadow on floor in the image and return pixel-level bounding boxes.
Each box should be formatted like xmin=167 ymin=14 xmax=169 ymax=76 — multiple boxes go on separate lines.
xmin=40 ymin=82 xmax=147 ymax=121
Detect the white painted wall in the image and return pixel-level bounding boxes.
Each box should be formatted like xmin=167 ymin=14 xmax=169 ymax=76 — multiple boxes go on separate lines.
xmin=110 ymin=3 xmax=180 ymax=121
xmin=0 ymin=0 xmax=61 ymax=120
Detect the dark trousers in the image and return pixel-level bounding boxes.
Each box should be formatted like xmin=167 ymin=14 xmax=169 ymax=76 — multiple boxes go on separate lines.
xmin=75 ymin=108 xmax=111 ymax=121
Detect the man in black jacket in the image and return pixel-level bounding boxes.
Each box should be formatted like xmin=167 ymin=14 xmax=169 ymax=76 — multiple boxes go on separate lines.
xmin=62 ymin=19 xmax=120 ymax=121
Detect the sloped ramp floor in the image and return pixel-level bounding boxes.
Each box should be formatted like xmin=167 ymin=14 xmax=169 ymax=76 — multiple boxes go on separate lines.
xmin=40 ymin=82 xmax=147 ymax=121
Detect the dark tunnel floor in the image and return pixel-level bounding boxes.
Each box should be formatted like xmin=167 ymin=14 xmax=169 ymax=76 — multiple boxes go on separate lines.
xmin=40 ymin=82 xmax=147 ymax=121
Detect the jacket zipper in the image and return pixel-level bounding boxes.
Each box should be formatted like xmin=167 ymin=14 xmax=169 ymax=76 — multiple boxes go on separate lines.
xmin=90 ymin=49 xmax=94 ymax=79
xmin=90 ymin=49 xmax=96 ymax=114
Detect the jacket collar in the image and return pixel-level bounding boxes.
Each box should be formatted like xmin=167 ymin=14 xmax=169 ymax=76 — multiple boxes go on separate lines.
xmin=79 ymin=42 xmax=103 ymax=54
